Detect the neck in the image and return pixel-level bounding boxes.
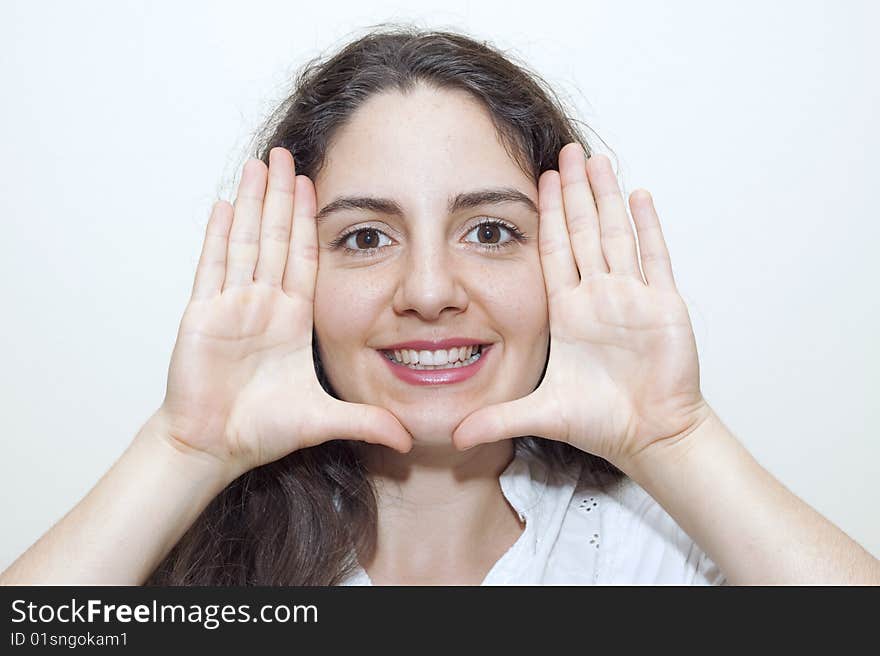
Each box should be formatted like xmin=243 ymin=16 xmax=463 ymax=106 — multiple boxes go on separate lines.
xmin=358 ymin=439 xmax=524 ymax=585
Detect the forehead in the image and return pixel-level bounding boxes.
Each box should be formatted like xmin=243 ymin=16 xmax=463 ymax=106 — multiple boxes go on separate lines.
xmin=315 ymin=85 xmax=533 ymax=197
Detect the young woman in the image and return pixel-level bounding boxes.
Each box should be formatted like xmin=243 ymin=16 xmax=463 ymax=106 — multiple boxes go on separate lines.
xmin=2 ymin=27 xmax=878 ymax=586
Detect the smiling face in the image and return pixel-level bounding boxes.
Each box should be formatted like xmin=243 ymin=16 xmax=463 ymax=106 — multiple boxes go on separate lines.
xmin=312 ymin=84 xmax=550 ymax=445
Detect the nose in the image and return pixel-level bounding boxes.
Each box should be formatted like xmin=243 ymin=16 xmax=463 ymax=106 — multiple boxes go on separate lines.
xmin=391 ymin=236 xmax=469 ymax=321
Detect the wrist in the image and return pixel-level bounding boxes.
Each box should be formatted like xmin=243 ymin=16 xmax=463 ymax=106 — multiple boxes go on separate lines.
xmin=617 ymin=403 xmax=729 ymax=483
xmin=136 ymin=410 xmax=245 ymax=492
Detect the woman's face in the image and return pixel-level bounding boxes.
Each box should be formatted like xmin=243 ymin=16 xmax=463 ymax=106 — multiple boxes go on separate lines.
xmin=313 ymin=85 xmax=549 ymax=445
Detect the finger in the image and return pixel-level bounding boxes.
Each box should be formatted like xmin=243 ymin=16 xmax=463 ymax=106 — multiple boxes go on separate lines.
xmin=314 ymin=400 xmax=413 ymax=454
xmin=253 ymin=148 xmax=296 ymax=287
xmin=191 ymin=200 xmax=234 ymax=301
xmin=452 ymin=392 xmax=560 ymax=450
xmin=558 ymin=143 xmax=608 ymax=277
xmin=224 ymin=158 xmax=268 ymax=289
xmin=282 ymin=175 xmax=319 ymax=302
xmin=629 ymin=190 xmax=677 ymax=291
xmin=586 ymin=154 xmax=642 ymax=280
xmin=538 ymin=170 xmax=580 ymax=299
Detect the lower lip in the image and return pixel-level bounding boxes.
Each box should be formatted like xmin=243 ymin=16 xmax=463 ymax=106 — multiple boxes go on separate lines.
xmin=378 ymin=346 xmax=493 ymax=386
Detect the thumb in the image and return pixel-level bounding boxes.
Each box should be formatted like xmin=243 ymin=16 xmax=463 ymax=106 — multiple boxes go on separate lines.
xmin=317 ymin=399 xmax=413 ymax=454
xmin=452 ymin=392 xmax=558 ymax=451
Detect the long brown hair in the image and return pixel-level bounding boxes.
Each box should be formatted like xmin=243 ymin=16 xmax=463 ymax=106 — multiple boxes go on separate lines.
xmin=146 ymin=24 xmax=624 ymax=586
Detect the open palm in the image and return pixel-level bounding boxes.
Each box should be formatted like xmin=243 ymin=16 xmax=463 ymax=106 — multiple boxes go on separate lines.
xmin=160 ymin=149 xmax=411 ymax=476
xmin=453 ymin=144 xmax=710 ymax=469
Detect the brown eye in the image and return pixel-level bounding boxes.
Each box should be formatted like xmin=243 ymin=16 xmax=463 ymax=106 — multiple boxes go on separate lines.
xmin=478 ymin=224 xmax=501 ymax=244
xmin=355 ymin=228 xmax=380 ymax=249
xmin=463 ymin=220 xmax=519 ymax=249
xmin=341 ymin=227 xmax=391 ymax=252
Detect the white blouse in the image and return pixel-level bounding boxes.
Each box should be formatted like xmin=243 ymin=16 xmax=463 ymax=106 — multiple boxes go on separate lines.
xmin=339 ymin=444 xmax=727 ymax=585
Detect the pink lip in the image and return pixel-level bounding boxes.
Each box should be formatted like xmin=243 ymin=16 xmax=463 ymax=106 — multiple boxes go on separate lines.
xmin=378 ymin=345 xmax=493 ymax=386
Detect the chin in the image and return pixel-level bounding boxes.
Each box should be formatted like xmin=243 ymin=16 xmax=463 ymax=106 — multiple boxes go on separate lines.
xmin=391 ymin=408 xmax=463 ymax=445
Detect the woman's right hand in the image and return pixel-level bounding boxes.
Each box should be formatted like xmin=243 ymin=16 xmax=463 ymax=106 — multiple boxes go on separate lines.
xmin=157 ymin=147 xmax=412 ymax=478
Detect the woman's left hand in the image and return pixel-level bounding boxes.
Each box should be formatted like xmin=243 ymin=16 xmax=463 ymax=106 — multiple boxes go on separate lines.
xmin=452 ymin=143 xmax=713 ymax=471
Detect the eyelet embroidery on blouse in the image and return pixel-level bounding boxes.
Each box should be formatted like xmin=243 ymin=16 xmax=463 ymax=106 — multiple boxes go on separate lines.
xmin=577 ymin=496 xmax=599 ymax=512
xmin=577 ymin=497 xmax=600 ymax=549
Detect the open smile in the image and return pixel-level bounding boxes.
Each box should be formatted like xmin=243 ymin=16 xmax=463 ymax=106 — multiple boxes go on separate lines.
xmin=377 ymin=344 xmax=493 ymax=385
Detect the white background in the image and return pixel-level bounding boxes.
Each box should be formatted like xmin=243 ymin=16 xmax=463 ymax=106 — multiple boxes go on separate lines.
xmin=2 ymin=0 xmax=878 ymax=571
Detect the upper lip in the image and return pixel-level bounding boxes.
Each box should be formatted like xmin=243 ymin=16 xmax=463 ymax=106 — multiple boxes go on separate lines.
xmin=377 ymin=337 xmax=490 ymax=351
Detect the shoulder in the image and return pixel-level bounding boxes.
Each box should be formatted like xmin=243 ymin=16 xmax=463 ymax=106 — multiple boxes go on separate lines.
xmin=566 ymin=464 xmax=727 ymax=585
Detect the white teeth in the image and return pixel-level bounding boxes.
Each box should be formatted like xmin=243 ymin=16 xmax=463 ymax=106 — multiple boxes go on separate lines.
xmin=385 ymin=345 xmax=484 ymax=369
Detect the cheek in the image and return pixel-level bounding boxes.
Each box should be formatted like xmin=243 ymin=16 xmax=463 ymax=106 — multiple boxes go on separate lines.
xmin=479 ymin=262 xmax=548 ymax=341
xmin=475 ymin=261 xmax=549 ymax=397
xmin=313 ymin=271 xmax=387 ymax=351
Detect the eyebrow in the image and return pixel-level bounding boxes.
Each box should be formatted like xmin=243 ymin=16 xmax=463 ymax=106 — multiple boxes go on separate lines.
xmin=315 ymin=187 xmax=539 ymax=224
